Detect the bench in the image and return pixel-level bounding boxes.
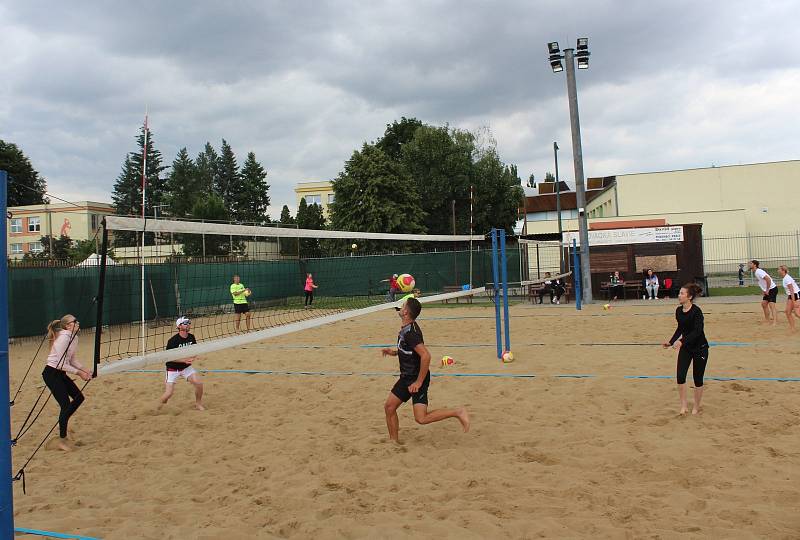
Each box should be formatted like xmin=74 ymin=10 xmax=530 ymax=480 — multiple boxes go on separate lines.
xmin=442 ymin=285 xmax=473 ymax=303
xmin=528 ymin=282 xmax=572 ymax=304
xmin=600 ymin=281 xmax=642 ymax=300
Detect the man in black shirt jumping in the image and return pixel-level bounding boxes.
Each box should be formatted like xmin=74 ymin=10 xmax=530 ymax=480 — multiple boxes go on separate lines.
xmin=381 ymin=297 xmax=469 ymax=443
xmin=159 ymin=317 xmax=205 ymax=410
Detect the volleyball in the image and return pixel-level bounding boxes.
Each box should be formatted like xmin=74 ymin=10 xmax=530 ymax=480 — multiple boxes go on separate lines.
xmin=396 ymin=274 xmax=415 ymax=292
xmin=603 ymin=303 xmax=610 ymax=310
xmin=502 ymin=350 xmax=514 ymax=363
xmin=245 ymin=288 xmax=252 ymax=297
xmin=441 ymin=355 xmax=454 ymax=367
xmin=351 ymin=243 xmax=357 ymax=250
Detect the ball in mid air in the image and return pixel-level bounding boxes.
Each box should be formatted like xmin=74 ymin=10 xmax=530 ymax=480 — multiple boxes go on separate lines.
xmin=396 ymin=273 xmax=415 ymax=293
xmin=501 ymin=350 xmax=514 ymax=363
xmin=351 ymin=243 xmax=358 ymax=250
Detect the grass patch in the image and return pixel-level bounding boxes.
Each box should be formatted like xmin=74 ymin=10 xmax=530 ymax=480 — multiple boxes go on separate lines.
xmin=709 ymin=286 xmax=762 ymax=297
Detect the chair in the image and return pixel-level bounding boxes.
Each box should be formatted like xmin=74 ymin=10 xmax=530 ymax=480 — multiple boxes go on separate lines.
xmin=662 ymin=278 xmax=673 ymax=298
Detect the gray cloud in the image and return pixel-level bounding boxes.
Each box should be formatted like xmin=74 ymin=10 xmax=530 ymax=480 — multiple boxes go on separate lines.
xmin=1 ymin=0 xmax=798 ymax=215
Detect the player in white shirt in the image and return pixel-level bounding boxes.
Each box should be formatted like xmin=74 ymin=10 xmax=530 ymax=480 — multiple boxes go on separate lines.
xmin=777 ymin=265 xmax=800 ymax=331
xmin=749 ymin=260 xmax=777 ymax=325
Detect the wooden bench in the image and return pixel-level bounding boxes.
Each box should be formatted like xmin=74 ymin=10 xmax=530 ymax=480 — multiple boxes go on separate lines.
xmin=600 ymin=281 xmax=642 ymax=300
xmin=528 ymin=283 xmax=572 ymax=304
xmin=442 ymin=285 xmax=473 ymax=303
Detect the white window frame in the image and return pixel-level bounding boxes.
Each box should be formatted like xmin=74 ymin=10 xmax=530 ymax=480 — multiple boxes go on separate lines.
xmin=28 ymin=216 xmax=41 ymax=233
xmin=10 ymin=218 xmax=22 ymax=233
xmin=28 ymin=241 xmax=44 ymax=254
xmin=91 ymin=214 xmax=98 ymax=230
xmin=327 ymin=193 xmax=335 ymax=204
xmin=10 ymin=243 xmax=23 ymax=254
xmin=305 ymin=194 xmax=322 ymax=206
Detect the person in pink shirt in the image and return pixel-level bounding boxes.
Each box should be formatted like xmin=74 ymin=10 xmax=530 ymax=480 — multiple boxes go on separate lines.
xmin=304 ymin=273 xmax=318 ymax=307
xmin=42 ymin=314 xmax=91 ymax=451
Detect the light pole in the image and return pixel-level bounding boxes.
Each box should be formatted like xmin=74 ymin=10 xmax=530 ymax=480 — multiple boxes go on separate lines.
xmin=548 ymin=38 xmax=593 ymax=303
xmin=554 ymin=141 xmax=564 ymax=273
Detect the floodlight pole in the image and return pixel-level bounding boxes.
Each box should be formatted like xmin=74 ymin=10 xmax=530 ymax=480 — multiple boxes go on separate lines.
xmin=563 ymin=48 xmax=593 ymax=303
xmin=554 ymin=141 xmax=564 ymax=273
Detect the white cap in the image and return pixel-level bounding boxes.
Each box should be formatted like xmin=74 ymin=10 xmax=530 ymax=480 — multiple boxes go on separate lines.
xmin=176 ymin=316 xmax=191 ymax=327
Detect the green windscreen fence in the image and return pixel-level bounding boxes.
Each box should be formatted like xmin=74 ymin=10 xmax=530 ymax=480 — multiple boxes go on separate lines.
xmin=7 ymin=247 xmax=520 ymax=339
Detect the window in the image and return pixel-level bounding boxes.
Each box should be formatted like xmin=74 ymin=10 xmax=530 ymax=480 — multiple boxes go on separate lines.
xmin=10 ymin=243 xmax=23 ymax=255
xmin=28 ymin=242 xmax=43 ymax=254
xmin=10 ymin=218 xmax=22 ymax=233
xmin=91 ymin=214 xmax=99 ymax=230
xmin=305 ymin=195 xmax=322 ymax=206
xmin=28 ymin=216 xmax=41 ymax=233
xmin=327 ymin=193 xmax=335 ymax=204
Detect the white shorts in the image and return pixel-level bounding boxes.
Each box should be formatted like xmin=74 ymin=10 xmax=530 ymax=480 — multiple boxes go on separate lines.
xmin=165 ymin=366 xmax=198 ymax=384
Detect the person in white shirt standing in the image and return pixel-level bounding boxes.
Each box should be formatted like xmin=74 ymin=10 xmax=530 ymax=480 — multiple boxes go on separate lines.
xmin=777 ymin=265 xmax=800 ymax=331
xmin=749 ymin=260 xmax=778 ymax=325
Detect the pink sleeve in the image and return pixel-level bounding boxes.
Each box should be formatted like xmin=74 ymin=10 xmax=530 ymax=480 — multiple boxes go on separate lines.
xmin=52 ymin=334 xmax=80 ymax=374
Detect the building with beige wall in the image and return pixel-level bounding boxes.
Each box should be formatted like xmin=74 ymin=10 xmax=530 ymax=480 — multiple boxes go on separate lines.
xmin=294 ymin=181 xmax=335 ymax=216
xmin=7 ymin=201 xmax=114 ymax=258
xmin=520 ymin=160 xmax=800 ymax=278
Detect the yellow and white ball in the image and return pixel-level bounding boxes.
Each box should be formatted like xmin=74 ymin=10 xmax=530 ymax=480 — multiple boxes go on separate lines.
xmin=396 ymin=273 xmax=415 ymax=293
xmin=501 ymin=350 xmax=514 ymax=363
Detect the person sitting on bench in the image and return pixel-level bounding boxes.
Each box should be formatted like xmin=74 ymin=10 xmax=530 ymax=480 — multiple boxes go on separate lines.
xmin=609 ymin=271 xmax=624 ymax=300
xmin=538 ymin=272 xmax=555 ymax=304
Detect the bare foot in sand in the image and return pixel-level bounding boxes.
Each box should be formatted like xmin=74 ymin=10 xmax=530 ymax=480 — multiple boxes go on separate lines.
xmin=692 ymin=407 xmax=702 ymax=415
xmin=55 ymin=438 xmax=73 ymax=452
xmin=456 ymin=407 xmax=470 ymax=432
xmin=195 ymin=403 xmax=206 ymax=411
xmin=679 ymin=407 xmax=688 ymax=415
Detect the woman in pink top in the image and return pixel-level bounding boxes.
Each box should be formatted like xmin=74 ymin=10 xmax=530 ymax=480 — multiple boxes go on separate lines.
xmin=42 ymin=314 xmax=91 ymax=451
xmin=304 ymin=273 xmax=318 ymax=307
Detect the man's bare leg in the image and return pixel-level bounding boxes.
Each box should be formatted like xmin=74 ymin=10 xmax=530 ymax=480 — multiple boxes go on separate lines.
xmin=761 ymin=301 xmax=771 ymax=322
xmin=412 ymin=404 xmax=470 ymax=432
xmin=769 ymin=303 xmax=777 ymax=325
xmin=158 ymin=383 xmax=175 ymax=409
xmin=384 ymin=393 xmax=402 ymax=442
xmin=189 ymin=374 xmax=205 ymax=410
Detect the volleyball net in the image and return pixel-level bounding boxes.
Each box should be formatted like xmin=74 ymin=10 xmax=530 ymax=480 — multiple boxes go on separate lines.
xmin=93 ymin=217 xmax=505 ymax=375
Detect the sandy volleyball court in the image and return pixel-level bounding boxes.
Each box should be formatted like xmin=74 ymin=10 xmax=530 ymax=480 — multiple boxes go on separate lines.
xmin=9 ymin=297 xmax=800 ymax=539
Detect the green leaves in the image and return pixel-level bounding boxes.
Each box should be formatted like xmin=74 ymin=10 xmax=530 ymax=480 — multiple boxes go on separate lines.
xmin=0 ymin=140 xmax=48 ymax=207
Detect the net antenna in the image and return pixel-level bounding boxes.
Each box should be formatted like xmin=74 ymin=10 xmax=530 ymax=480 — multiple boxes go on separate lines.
xmin=94 ymin=217 xmax=488 ymax=375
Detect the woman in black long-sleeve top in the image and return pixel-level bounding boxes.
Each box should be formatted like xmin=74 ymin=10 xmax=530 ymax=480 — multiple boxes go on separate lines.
xmin=662 ymin=283 xmax=709 ymax=415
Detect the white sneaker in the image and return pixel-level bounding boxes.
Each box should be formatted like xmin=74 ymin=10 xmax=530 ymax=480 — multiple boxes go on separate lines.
xmin=556 ymin=300 xmax=560 ymax=305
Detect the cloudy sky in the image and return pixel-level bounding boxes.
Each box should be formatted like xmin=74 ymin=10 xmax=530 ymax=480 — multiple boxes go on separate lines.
xmin=2 ymin=1 xmax=798 ymax=215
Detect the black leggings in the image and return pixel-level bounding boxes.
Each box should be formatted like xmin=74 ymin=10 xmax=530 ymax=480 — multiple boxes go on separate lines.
xmin=42 ymin=366 xmax=85 ymax=438
xmin=676 ymin=346 xmax=709 ymax=387
xmin=304 ymin=290 xmax=314 ymax=305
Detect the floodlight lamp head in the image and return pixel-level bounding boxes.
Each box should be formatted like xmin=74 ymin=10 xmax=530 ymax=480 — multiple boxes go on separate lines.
xmin=577 ymin=37 xmax=588 ymax=50
xmin=547 ymin=42 xmax=560 ymax=54
xmin=576 ymin=50 xmax=590 ymax=69
xmin=549 ymin=54 xmax=564 ymax=73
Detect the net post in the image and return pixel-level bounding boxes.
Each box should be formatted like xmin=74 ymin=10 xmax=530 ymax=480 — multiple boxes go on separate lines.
xmin=491 ymin=229 xmax=502 ymax=359
xmin=572 ymin=238 xmax=582 ymax=310
xmin=0 ymin=170 xmax=15 ymax=535
xmin=93 ymin=222 xmax=110 ymax=377
xmin=500 ymin=229 xmax=510 ymax=353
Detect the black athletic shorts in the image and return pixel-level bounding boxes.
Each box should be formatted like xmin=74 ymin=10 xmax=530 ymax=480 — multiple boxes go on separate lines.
xmin=234 ymin=302 xmax=250 ymax=314
xmin=762 ymin=288 xmax=778 ymax=303
xmin=391 ymin=373 xmax=431 ymax=405
xmin=790 ymin=293 xmax=800 ymax=301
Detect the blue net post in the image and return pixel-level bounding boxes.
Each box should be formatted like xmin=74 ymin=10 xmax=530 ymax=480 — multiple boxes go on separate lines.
xmin=491 ymin=229 xmax=502 ymax=359
xmin=0 ymin=170 xmax=14 ymax=535
xmin=572 ymin=238 xmax=582 ymax=311
xmin=499 ymin=229 xmax=510 ymax=353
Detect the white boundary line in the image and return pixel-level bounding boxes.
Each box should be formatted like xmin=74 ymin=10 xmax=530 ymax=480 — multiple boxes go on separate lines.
xmin=97 ymin=287 xmax=485 ymax=375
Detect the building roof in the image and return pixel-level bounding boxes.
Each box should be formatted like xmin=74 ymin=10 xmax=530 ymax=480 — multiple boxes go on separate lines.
xmin=8 ymin=201 xmax=114 ymax=212
xmin=520 ymin=177 xmax=615 ymax=213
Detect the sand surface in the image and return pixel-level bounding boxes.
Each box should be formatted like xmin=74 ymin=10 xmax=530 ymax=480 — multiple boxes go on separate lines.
xmin=10 ymin=297 xmax=800 ymax=539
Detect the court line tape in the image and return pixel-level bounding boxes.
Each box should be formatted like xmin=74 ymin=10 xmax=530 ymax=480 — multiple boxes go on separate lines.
xmin=14 ymin=527 xmax=100 ymax=540
xmin=123 ymin=370 xmax=798 ymax=381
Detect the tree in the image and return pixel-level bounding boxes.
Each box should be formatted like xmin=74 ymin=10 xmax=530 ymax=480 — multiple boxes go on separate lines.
xmin=70 ymin=238 xmax=102 ymax=263
xmin=0 ymin=140 xmax=48 ymax=207
xmin=472 ymin=153 xmax=525 ymax=234
xmin=232 ymin=151 xmax=271 ymax=224
xmin=195 ymin=143 xmax=219 ymax=196
xmin=278 ymin=205 xmax=298 ymax=256
xmin=181 ymin=194 xmax=231 ymax=257
xmin=163 ymin=148 xmax=198 ymax=219
xmin=296 ymin=198 xmax=326 ymax=258
xmin=376 ymin=117 xmax=424 ymax=161
xmin=34 ymin=234 xmax=72 ymax=259
xmin=215 ymin=139 xmax=239 ymax=206
xmin=330 ymin=143 xmax=425 ymax=252
xmin=400 ymin=125 xmax=473 ymax=235
xmin=110 ymin=127 xmax=168 ymax=246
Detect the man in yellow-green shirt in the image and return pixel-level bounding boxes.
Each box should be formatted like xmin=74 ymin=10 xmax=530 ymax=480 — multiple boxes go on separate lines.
xmin=230 ymin=274 xmax=252 ymax=332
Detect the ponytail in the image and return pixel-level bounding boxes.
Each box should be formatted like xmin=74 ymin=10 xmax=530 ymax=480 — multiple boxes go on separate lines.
xmin=47 ymin=314 xmax=77 ymax=345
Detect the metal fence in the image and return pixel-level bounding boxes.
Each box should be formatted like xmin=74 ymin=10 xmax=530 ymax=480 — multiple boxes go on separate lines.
xmin=703 ymin=231 xmax=800 ymax=287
